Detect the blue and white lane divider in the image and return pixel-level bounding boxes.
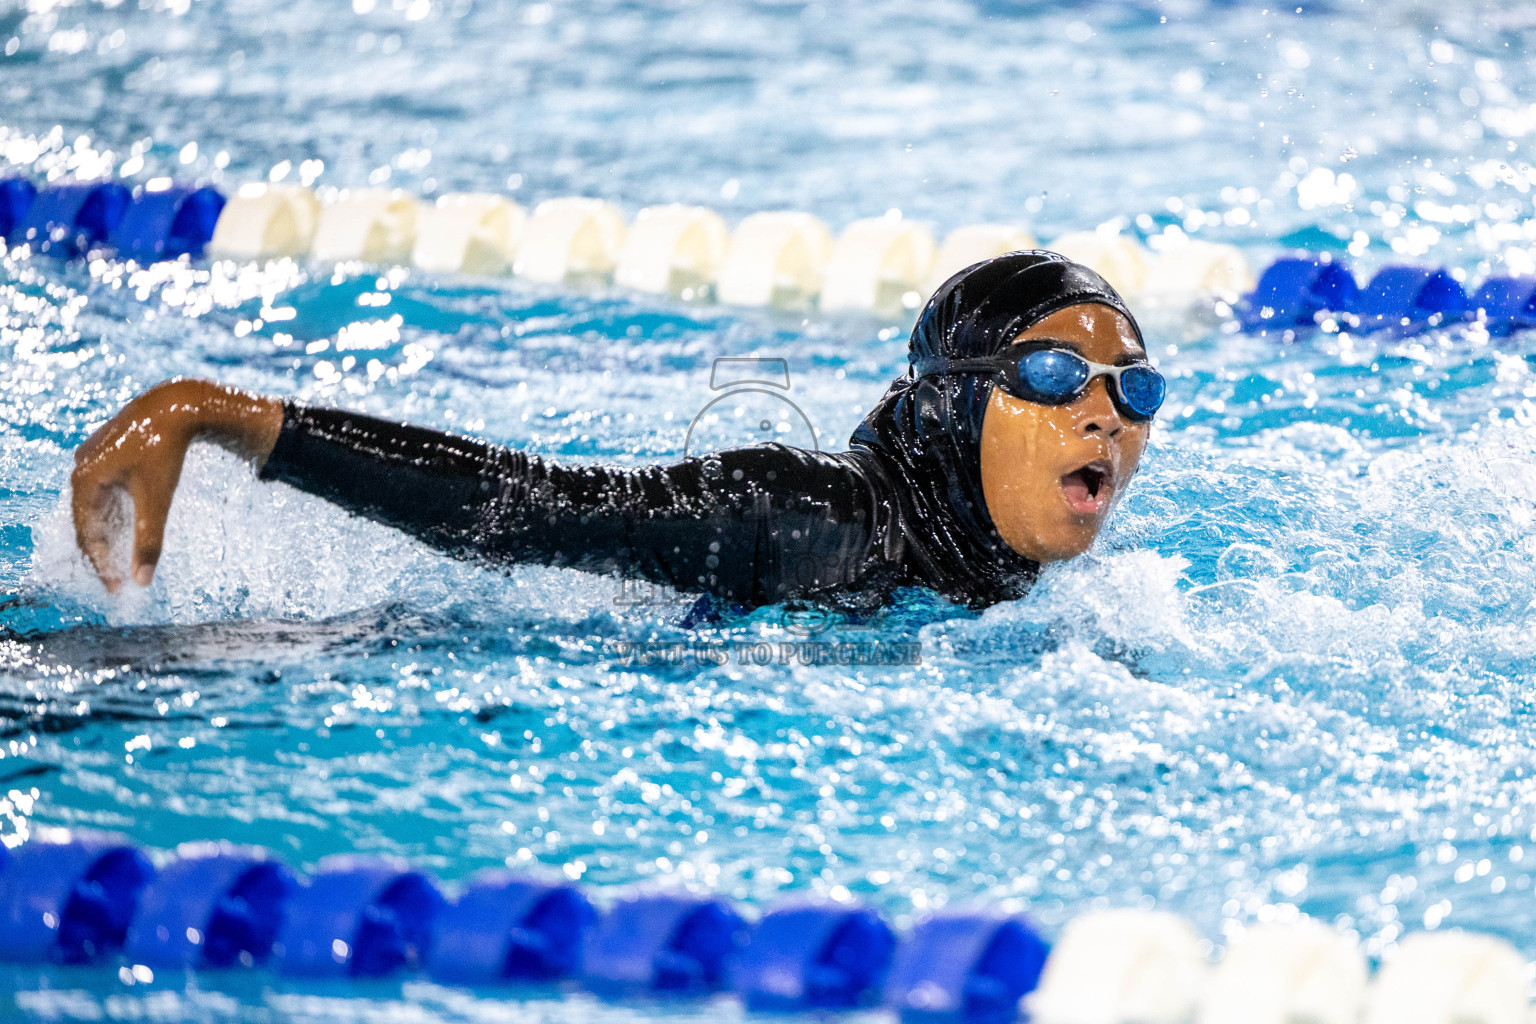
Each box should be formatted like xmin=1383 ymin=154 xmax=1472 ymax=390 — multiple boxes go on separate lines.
xmin=0 ymin=834 xmax=1530 ymax=1024
xmin=3 ymin=173 xmax=1535 ymax=339
xmin=0 ymin=173 xmax=1254 ymax=317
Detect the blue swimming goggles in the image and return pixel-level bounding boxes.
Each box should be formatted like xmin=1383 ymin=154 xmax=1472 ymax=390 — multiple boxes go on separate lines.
xmin=914 ymin=343 xmax=1166 ymax=422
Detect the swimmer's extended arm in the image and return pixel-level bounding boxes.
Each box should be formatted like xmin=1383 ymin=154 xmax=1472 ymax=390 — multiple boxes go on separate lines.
xmin=71 ymin=384 xmax=899 ymax=604
xmin=71 ymin=378 xmax=284 ymax=593
xmin=257 ymin=402 xmax=900 ymax=606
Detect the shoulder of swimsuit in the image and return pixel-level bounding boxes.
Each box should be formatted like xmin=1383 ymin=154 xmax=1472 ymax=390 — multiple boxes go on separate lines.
xmin=620 ymin=443 xmax=914 ymax=606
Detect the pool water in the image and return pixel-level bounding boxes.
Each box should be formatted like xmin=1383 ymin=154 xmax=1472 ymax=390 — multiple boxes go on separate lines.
xmin=5 ymin=0 xmax=1536 ymax=1018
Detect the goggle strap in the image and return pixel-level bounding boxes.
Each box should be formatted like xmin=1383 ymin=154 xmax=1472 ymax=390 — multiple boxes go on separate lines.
xmin=912 ymin=357 xmax=1003 ymax=377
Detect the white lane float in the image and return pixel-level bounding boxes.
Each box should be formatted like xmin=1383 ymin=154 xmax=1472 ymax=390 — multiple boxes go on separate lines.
xmin=1363 ymin=931 xmax=1527 ymax=1024
xmin=1143 ymin=235 xmax=1256 ymax=303
xmin=1028 ymin=909 xmax=1208 ymax=1024
xmin=411 ymin=193 xmax=526 ymax=276
xmin=309 ymin=188 xmax=420 ymax=264
xmin=714 ymin=211 xmax=834 ymax=310
xmin=512 ymin=197 xmax=628 ymax=284
xmin=818 ymin=215 xmax=936 ymax=317
xmin=1049 ymin=230 xmax=1152 ymax=298
xmin=1198 ymin=919 xmax=1368 ymax=1024
xmin=154 ymin=165 xmax=1277 ymax=319
xmin=923 ymin=223 xmax=1040 ymax=297
xmin=206 ymin=183 xmax=320 ymax=261
xmin=613 ymin=204 xmax=729 ymax=298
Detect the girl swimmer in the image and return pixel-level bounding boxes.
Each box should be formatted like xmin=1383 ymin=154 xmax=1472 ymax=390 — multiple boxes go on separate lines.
xmin=69 ymin=251 xmax=1165 ymax=610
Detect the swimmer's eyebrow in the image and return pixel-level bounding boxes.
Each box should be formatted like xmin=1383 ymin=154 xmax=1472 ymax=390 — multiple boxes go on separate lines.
xmin=1011 ymin=336 xmax=1148 ymax=363
xmin=1010 ymin=336 xmax=1083 ymax=353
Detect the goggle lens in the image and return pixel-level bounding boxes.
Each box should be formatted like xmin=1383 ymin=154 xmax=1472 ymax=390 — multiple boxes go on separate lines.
xmin=1117 ymin=365 xmax=1166 ymax=420
xmin=1020 ymin=349 xmax=1090 ymax=400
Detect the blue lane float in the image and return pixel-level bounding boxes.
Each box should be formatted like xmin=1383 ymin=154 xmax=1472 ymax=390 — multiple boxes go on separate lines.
xmin=733 ymin=902 xmax=895 ymax=1011
xmin=884 ymin=913 xmax=1050 ymax=1024
xmin=272 ymin=858 xmax=442 ymax=978
xmin=1238 ymin=257 xmax=1536 ymax=338
xmin=125 ymin=845 xmax=294 ymax=969
xmin=0 ymin=835 xmax=1068 ymax=1020
xmin=7 ymin=181 xmax=132 ymax=256
xmin=1239 ymin=255 xmax=1359 ymax=332
xmin=1470 ymin=275 xmax=1536 ymax=336
xmin=1349 ymin=265 xmax=1467 ymax=333
xmin=430 ymin=872 xmax=593 ymax=986
xmin=581 ymin=892 xmax=747 ymax=995
xmin=0 ymin=837 xmax=154 ymax=964
xmin=108 ymin=185 xmax=226 ymax=261
xmin=0 ymin=179 xmax=38 ymax=238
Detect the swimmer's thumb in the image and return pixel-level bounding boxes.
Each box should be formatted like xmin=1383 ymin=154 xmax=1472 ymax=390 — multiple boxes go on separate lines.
xmin=128 ymin=478 xmax=172 ymax=589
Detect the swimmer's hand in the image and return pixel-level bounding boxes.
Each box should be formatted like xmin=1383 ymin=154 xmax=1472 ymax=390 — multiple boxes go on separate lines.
xmin=71 ymin=378 xmax=284 ymax=593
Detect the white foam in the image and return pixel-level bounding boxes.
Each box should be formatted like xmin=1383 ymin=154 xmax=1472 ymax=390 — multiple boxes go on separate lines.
xmin=29 ymin=445 xmax=482 ymax=626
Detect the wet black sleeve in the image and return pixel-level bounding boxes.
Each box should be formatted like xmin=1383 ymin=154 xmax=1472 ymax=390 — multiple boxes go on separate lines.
xmin=257 ymin=402 xmax=905 ymax=606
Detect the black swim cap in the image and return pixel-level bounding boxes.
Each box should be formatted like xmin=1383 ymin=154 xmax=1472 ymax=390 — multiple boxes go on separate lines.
xmin=911 ymin=249 xmax=1143 ymax=364
xmin=850 ymin=250 xmax=1141 ymax=606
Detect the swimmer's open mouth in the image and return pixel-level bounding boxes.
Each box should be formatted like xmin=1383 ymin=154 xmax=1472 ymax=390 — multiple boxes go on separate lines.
xmin=1060 ymin=460 xmax=1112 ymax=514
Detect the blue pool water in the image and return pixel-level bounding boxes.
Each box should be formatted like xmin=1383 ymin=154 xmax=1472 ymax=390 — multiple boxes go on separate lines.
xmin=5 ymin=0 xmax=1536 ymax=1017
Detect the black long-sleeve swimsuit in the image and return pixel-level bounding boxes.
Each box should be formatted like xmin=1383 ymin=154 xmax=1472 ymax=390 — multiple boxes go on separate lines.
xmin=258 ymin=403 xmax=948 ymax=609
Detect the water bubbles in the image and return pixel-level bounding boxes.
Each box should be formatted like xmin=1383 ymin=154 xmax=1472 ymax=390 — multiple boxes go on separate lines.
xmin=1294 ymin=168 xmax=1357 ymax=211
xmin=1172 ymin=69 xmax=1205 ymax=95
xmin=1278 ymin=39 xmax=1311 ymax=70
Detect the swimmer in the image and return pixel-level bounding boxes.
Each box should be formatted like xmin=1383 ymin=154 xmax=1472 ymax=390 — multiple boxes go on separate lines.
xmin=69 ymin=251 xmax=1163 ymax=610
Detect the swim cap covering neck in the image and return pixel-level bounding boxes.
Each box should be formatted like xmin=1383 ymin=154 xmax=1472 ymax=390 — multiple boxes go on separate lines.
xmin=850 ymin=250 xmax=1142 ymax=606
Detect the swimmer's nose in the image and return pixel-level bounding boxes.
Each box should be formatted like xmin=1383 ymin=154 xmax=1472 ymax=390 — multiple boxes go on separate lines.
xmin=1073 ymin=378 xmax=1124 ymax=438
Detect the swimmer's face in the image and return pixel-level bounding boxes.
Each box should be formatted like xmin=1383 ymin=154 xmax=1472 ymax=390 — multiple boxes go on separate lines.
xmin=979 ymin=302 xmax=1151 ymax=563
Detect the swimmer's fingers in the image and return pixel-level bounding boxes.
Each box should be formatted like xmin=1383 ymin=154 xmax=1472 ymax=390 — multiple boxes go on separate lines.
xmin=127 ymin=469 xmax=179 ymax=589
xmin=70 ymin=471 xmax=123 ymax=594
